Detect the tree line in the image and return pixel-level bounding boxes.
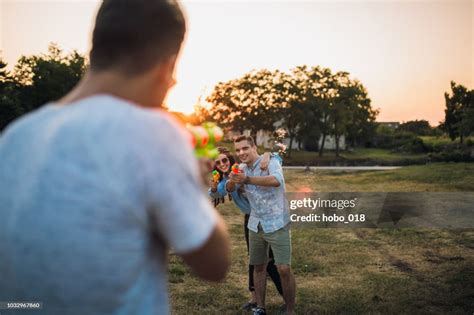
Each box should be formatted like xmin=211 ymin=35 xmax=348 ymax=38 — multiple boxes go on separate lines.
xmin=1 ymin=44 xmax=472 ymax=157
xmin=0 ymin=44 xmax=86 ymax=130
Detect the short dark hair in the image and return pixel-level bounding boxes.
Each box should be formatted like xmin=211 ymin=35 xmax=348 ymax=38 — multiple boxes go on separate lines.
xmin=217 ymin=147 xmax=231 ymax=154
xmin=90 ymin=0 xmax=186 ymax=75
xmin=234 ymin=135 xmax=255 ymax=147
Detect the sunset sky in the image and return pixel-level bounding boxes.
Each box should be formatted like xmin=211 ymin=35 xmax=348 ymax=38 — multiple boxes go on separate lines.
xmin=1 ymin=0 xmax=473 ymax=125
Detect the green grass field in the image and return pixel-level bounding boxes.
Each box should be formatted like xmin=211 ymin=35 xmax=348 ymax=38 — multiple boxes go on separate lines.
xmin=169 ymin=163 xmax=474 ymax=314
xmin=285 ymin=163 xmax=474 ymax=192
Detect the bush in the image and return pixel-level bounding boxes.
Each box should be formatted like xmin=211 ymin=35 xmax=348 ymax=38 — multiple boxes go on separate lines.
xmin=397 ymin=137 xmax=427 ymax=154
xmin=427 ymin=143 xmax=474 ymax=162
xmin=373 ymin=131 xmax=428 ymax=153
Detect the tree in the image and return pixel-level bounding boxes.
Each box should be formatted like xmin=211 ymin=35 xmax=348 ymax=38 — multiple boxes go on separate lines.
xmin=457 ymin=90 xmax=474 ymax=141
xmin=206 ymin=69 xmax=279 ymax=139
xmin=295 ymin=97 xmax=322 ymax=152
xmin=204 ymin=64 xmax=378 ymax=157
xmin=398 ymin=120 xmax=433 ymax=136
xmin=311 ymin=68 xmax=339 ymax=157
xmin=0 ymin=57 xmax=23 ymax=131
xmin=443 ymin=81 xmax=473 ymax=143
xmin=13 ymin=43 xmax=87 ymax=113
xmin=330 ymin=72 xmax=352 ymax=156
xmin=290 ymin=66 xmax=333 ymax=156
xmin=271 ymin=69 xmax=306 ymax=157
xmin=193 ymin=105 xmax=213 ymax=125
xmin=342 ymin=80 xmax=378 ymax=149
xmin=234 ymin=69 xmax=279 ymax=139
xmin=0 ymin=44 xmax=87 ymax=131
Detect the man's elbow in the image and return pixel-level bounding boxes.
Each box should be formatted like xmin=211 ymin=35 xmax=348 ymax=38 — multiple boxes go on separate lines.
xmin=185 ymin=253 xmax=230 ymax=282
xmin=212 ymin=227 xmax=231 ymax=281
xmin=180 ymin=220 xmax=231 ymax=282
xmin=270 ymin=176 xmax=281 ymax=187
xmin=205 ymin=253 xmax=231 ymax=282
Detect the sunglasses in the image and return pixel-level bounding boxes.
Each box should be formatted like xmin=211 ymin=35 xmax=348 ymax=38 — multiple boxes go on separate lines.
xmin=215 ymin=157 xmax=229 ymax=166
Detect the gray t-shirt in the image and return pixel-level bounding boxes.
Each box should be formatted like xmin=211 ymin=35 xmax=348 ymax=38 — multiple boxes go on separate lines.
xmin=0 ymin=95 xmax=217 ymax=315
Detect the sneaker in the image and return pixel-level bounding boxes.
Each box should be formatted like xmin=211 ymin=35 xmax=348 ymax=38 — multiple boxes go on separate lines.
xmin=242 ymin=301 xmax=257 ymax=311
xmin=253 ymin=307 xmax=267 ymax=315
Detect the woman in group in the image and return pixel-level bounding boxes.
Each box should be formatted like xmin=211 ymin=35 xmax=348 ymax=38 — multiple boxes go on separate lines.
xmin=209 ymin=147 xmax=283 ymax=311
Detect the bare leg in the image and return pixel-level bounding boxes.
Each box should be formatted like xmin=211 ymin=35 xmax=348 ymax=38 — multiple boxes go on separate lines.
xmin=250 ymin=290 xmax=257 ymax=304
xmin=277 ymin=264 xmax=296 ymax=315
xmin=248 ymin=263 xmax=256 ymax=303
xmin=253 ymin=262 xmax=268 ymax=308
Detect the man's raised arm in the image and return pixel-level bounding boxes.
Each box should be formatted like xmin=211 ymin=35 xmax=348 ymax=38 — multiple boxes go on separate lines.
xmin=229 ymin=172 xmax=280 ymax=187
xmin=245 ymin=175 xmax=280 ymax=187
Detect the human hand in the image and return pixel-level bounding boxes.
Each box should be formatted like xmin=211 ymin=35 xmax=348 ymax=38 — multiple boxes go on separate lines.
xmin=210 ymin=179 xmax=218 ymax=192
xmin=260 ymin=152 xmax=271 ymax=170
xmin=198 ymin=157 xmax=214 ymax=186
xmin=229 ymin=172 xmax=246 ymax=184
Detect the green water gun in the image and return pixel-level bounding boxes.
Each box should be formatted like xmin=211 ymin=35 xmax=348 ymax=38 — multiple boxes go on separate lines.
xmin=187 ymin=122 xmax=224 ymax=159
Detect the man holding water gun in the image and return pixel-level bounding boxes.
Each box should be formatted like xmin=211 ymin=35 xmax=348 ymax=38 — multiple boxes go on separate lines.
xmin=209 ymin=147 xmax=284 ymax=311
xmin=227 ymin=135 xmax=296 ymax=315
xmin=0 ymin=1 xmax=230 ymax=315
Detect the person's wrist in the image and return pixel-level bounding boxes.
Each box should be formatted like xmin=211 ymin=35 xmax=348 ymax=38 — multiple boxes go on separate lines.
xmin=244 ymin=176 xmax=251 ymax=184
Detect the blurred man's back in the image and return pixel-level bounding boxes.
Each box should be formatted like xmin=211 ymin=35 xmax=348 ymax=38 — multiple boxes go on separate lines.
xmin=0 ymin=1 xmax=230 ymax=314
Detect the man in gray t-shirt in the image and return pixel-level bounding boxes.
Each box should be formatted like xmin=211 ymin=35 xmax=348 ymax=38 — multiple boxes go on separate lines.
xmin=0 ymin=1 xmax=230 ymax=314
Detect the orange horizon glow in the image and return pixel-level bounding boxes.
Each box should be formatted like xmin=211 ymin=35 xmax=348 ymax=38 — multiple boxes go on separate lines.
xmin=1 ymin=0 xmax=472 ymax=126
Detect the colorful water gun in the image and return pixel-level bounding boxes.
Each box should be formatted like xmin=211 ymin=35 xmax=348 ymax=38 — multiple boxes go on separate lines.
xmin=187 ymin=122 xmax=224 ymax=159
xmin=231 ymin=163 xmax=240 ymax=174
xmin=212 ymin=170 xmax=220 ymax=183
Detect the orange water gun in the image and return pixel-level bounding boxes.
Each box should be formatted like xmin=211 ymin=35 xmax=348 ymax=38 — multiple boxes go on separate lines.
xmin=212 ymin=170 xmax=220 ymax=183
xmin=187 ymin=122 xmax=224 ymax=159
xmin=231 ymin=163 xmax=240 ymax=174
